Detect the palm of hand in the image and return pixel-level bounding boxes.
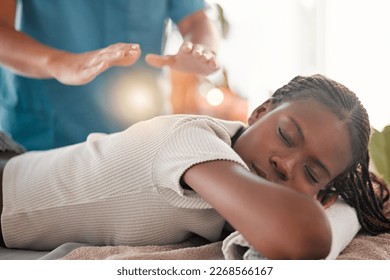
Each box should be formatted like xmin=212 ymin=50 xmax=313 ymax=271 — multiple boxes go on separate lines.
xmin=145 ymin=42 xmax=218 ymax=76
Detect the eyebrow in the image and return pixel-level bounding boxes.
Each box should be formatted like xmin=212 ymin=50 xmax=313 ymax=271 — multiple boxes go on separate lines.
xmin=288 ymin=116 xmax=331 ymax=178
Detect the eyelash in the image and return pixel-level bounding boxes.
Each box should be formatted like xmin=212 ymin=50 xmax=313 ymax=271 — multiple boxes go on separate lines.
xmin=305 ymin=166 xmax=319 ymax=184
xmin=278 ymin=127 xmax=292 ymax=148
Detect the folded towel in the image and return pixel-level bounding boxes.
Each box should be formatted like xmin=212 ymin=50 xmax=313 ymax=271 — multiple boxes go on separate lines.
xmin=222 ymin=230 xmax=265 ymax=260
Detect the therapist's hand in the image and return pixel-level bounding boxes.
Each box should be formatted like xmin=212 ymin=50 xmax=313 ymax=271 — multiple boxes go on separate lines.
xmin=145 ymin=42 xmax=218 ymax=76
xmin=47 ymin=43 xmax=141 ymax=85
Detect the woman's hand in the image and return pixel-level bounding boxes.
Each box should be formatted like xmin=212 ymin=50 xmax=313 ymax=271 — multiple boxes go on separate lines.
xmin=145 ymin=41 xmax=218 ymax=76
xmin=47 ymin=43 xmax=141 ymax=85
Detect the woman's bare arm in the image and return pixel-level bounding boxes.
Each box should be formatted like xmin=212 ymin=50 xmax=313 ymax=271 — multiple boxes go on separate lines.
xmin=183 ymin=160 xmax=332 ymax=259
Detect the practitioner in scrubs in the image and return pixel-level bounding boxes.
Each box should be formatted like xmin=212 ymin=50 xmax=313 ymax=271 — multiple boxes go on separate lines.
xmin=0 ymin=0 xmax=219 ymax=150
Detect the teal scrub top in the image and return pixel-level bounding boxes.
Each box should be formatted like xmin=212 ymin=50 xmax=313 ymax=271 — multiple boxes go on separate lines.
xmin=0 ymin=0 xmax=205 ymax=150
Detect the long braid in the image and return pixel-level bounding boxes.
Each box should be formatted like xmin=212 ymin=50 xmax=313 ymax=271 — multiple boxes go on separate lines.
xmin=272 ymin=74 xmax=390 ymax=235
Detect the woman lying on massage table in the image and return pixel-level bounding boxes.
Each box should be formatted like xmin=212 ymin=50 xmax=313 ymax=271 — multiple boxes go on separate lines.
xmin=1 ymin=74 xmax=389 ymax=259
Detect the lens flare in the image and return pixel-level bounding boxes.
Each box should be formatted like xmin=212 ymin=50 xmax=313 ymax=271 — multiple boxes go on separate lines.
xmin=206 ymin=88 xmax=224 ymax=106
xmin=108 ymin=70 xmax=168 ymax=125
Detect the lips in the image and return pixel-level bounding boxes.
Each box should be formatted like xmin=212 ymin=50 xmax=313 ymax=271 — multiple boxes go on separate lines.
xmin=252 ymin=163 xmax=270 ymax=181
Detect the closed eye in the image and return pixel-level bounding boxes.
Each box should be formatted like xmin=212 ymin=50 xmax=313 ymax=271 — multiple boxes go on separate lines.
xmin=278 ymin=127 xmax=292 ymax=147
xmin=305 ymin=166 xmax=319 ymax=184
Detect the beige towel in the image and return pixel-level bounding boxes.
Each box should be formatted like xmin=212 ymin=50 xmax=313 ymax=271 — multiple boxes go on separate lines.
xmin=59 ymin=200 xmax=389 ymax=260
xmin=61 ymin=236 xmax=224 ymax=260
xmin=337 ymin=233 xmax=390 ymax=260
xmin=59 ymin=233 xmax=390 ymax=260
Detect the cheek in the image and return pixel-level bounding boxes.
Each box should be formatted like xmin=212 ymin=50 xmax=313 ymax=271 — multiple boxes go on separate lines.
xmin=235 ymin=120 xmax=279 ymax=167
xmin=251 ymin=123 xmax=275 ymax=150
xmin=238 ymin=126 xmax=266 ymax=153
xmin=251 ymin=132 xmax=274 ymax=161
xmin=287 ymin=180 xmax=321 ymax=198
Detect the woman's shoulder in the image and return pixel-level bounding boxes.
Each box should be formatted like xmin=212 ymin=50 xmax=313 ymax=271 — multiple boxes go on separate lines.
xmin=141 ymin=114 xmax=246 ymax=136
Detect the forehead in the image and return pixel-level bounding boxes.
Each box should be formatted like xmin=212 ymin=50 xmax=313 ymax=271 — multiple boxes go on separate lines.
xmin=269 ymin=99 xmax=352 ymax=178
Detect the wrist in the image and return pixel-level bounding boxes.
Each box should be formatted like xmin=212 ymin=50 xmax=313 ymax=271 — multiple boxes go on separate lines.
xmin=45 ymin=49 xmax=69 ymax=79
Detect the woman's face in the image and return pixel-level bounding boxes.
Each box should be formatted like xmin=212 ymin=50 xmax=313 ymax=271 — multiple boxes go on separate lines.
xmin=233 ymin=99 xmax=352 ymax=197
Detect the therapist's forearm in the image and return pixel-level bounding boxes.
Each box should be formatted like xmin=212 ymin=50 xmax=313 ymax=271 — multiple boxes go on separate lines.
xmin=179 ymin=11 xmax=219 ymax=54
xmin=0 ymin=23 xmax=59 ymax=78
xmin=186 ymin=19 xmax=219 ymax=53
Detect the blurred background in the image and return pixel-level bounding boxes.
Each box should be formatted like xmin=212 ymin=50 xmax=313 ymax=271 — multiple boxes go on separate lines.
xmin=164 ymin=0 xmax=390 ymax=131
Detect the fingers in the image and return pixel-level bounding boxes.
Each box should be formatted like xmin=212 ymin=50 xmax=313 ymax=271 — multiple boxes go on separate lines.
xmin=181 ymin=42 xmax=193 ymax=53
xmin=83 ymin=41 xmax=218 ymax=78
xmin=90 ymin=43 xmax=141 ymax=68
xmin=52 ymin=43 xmax=141 ymax=85
xmin=202 ymin=49 xmax=217 ymax=68
xmin=77 ymin=43 xmax=140 ymax=84
xmin=181 ymin=42 xmax=218 ymax=70
xmin=192 ymin=44 xmax=205 ymax=57
xmin=104 ymin=42 xmax=140 ymax=56
xmin=151 ymin=41 xmax=218 ymax=75
xmin=79 ymin=61 xmax=109 ymax=84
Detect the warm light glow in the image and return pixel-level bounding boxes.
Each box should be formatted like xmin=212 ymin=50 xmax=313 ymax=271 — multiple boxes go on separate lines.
xmin=108 ymin=70 xmax=167 ymax=125
xmin=206 ymin=88 xmax=224 ymax=106
xmin=115 ymin=83 xmax=159 ymax=123
xmin=124 ymin=86 xmax=154 ymax=110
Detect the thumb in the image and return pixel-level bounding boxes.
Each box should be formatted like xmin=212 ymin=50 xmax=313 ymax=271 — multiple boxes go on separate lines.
xmin=145 ymin=54 xmax=175 ymax=68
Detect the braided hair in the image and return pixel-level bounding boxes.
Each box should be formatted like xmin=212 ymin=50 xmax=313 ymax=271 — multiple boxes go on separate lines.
xmin=270 ymin=74 xmax=390 ymax=235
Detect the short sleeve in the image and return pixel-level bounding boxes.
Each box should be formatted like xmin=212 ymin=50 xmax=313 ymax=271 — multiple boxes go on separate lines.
xmin=169 ymin=0 xmax=206 ymax=24
xmin=152 ymin=118 xmax=248 ymax=209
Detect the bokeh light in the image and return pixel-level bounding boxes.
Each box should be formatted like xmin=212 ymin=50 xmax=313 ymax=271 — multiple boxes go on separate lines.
xmin=206 ymin=88 xmax=224 ymax=106
xmin=108 ymin=70 xmax=169 ymax=125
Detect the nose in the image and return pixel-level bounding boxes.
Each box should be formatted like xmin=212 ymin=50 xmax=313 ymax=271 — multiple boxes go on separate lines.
xmin=269 ymin=154 xmax=295 ymax=182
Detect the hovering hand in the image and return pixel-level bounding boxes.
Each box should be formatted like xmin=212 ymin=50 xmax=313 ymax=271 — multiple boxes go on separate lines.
xmin=145 ymin=42 xmax=218 ymax=76
xmin=47 ymin=43 xmax=141 ymax=85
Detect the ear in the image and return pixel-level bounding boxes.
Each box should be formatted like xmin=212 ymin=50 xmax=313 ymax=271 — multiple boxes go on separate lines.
xmin=248 ymin=98 xmax=273 ymax=125
xmin=316 ymin=189 xmax=338 ymax=209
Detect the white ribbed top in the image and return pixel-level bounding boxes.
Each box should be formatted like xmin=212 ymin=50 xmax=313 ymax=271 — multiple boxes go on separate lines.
xmin=2 ymin=115 xmax=247 ymax=250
